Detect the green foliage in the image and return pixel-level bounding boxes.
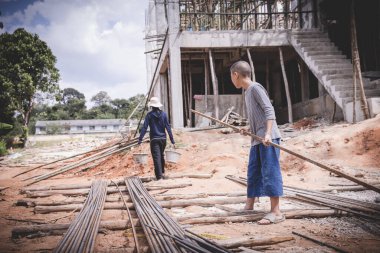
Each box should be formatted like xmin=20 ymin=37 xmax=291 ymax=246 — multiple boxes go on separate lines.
xmin=0 ymin=140 xmax=7 ymax=156
xmin=61 ymin=88 xmax=85 ymax=104
xmin=91 ymin=91 xmax=111 ymax=106
xmin=0 ymin=122 xmax=13 ymax=130
xmin=1 ymin=120 xmax=24 ymax=147
xmin=0 ymin=28 xmax=60 ymax=130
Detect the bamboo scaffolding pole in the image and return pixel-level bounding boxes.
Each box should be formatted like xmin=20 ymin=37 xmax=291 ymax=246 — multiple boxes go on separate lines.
xmin=209 ymin=49 xmax=220 ymax=119
xmin=279 ymin=47 xmax=293 ymax=123
xmin=204 ymin=54 xmax=209 ymax=111
xmin=191 ymin=109 xmax=380 ymax=194
xmin=351 ymin=1 xmax=370 ymax=119
xmin=246 ymin=48 xmax=256 ymax=82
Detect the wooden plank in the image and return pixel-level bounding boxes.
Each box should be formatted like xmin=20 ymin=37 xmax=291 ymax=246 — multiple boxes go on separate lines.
xmin=217 ymin=236 xmax=294 ymax=248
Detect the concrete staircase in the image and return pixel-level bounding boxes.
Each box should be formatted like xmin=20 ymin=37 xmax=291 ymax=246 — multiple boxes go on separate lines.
xmin=289 ymin=30 xmax=380 ymax=122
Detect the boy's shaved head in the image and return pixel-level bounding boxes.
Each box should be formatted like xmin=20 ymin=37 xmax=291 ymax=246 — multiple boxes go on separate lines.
xmin=230 ymin=61 xmax=251 ymax=78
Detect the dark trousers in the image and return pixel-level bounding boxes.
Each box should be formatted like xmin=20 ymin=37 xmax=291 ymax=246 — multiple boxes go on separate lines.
xmin=150 ymin=139 xmax=166 ymax=179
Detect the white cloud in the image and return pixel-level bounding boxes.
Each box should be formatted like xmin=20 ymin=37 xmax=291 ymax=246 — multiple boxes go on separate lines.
xmin=2 ymin=0 xmax=148 ymax=103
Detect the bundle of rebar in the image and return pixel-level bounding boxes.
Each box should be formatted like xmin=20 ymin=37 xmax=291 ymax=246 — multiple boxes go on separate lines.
xmin=24 ymin=137 xmax=145 ymax=186
xmin=126 ymin=177 xmax=231 ymax=253
xmin=225 ymin=175 xmax=380 ymax=220
xmin=53 ymin=179 xmax=108 ymax=253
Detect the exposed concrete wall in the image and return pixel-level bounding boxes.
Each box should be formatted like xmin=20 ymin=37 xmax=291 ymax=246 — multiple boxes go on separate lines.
xmin=194 ymin=95 xmax=244 ymax=127
xmin=277 ymin=94 xmax=343 ymax=124
xmin=368 ymin=98 xmax=380 ymax=118
xmin=167 ymin=0 xmax=183 ymax=127
xmin=180 ymin=30 xmax=290 ymax=48
xmin=344 ymin=97 xmax=380 ymax=123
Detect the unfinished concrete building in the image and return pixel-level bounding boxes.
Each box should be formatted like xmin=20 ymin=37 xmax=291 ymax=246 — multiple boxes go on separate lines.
xmin=144 ymin=0 xmax=380 ymax=128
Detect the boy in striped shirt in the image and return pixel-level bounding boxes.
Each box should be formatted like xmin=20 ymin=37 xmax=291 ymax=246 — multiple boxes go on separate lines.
xmin=230 ymin=60 xmax=285 ymax=225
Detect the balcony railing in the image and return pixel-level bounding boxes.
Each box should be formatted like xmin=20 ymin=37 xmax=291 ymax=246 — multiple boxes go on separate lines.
xmin=179 ymin=0 xmax=318 ymax=31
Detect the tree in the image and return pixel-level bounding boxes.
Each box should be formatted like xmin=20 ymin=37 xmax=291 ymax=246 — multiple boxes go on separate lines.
xmin=61 ymin=88 xmax=85 ymax=105
xmin=0 ymin=28 xmax=60 ymax=144
xmin=60 ymin=88 xmax=86 ymax=118
xmin=111 ymin=98 xmax=130 ymax=118
xmin=126 ymin=94 xmax=146 ymax=120
xmin=91 ymin=91 xmax=111 ymax=106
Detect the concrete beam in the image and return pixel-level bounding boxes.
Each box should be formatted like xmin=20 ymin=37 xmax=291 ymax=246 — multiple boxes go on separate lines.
xmin=180 ymin=30 xmax=290 ymax=48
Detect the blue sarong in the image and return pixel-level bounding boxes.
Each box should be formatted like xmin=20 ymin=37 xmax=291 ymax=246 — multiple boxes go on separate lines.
xmin=247 ymin=138 xmax=283 ymax=197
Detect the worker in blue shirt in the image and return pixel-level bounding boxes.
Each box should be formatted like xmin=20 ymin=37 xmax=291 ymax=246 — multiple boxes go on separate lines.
xmin=138 ymin=97 xmax=175 ymax=180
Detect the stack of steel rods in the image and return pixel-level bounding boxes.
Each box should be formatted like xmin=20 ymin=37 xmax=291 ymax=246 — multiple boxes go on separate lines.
xmin=13 ymin=137 xmax=125 ymax=178
xmin=125 ymin=177 xmax=231 ymax=253
xmin=53 ymin=179 xmax=108 ymax=253
xmin=25 ymin=137 xmax=146 ymax=186
xmin=225 ymin=175 xmax=380 ymax=220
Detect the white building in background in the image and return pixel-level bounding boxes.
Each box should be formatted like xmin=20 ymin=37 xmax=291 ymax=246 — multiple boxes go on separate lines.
xmin=35 ymin=119 xmax=127 ymax=135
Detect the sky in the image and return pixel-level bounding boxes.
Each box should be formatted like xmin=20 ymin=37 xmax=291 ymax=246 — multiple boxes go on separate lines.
xmin=0 ymin=0 xmax=148 ymax=104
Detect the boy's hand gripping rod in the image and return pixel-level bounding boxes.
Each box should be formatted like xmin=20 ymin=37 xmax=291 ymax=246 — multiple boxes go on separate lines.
xmin=191 ymin=109 xmax=380 ymax=194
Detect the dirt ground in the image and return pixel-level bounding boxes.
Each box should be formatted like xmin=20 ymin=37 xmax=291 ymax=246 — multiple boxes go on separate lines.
xmin=0 ymin=116 xmax=380 ymax=252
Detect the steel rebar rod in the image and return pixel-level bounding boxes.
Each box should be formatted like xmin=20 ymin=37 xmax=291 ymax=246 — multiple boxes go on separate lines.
xmin=111 ymin=180 xmax=141 ymax=253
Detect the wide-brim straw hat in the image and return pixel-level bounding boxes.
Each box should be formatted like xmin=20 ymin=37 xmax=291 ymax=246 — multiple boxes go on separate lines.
xmin=148 ymin=96 xmax=163 ymax=108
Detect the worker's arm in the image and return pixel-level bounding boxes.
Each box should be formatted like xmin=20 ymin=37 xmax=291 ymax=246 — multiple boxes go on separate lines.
xmin=263 ymin=120 xmax=273 ymax=146
xmin=163 ymin=113 xmax=175 ymax=144
xmin=253 ymin=86 xmax=275 ymax=146
xmin=138 ymin=114 xmax=149 ymax=144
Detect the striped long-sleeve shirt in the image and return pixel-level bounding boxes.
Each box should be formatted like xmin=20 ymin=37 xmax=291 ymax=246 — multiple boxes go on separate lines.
xmin=245 ymin=82 xmax=281 ymax=146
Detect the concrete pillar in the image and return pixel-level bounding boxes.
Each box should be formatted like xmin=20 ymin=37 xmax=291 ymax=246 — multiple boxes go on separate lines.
xmin=145 ymin=1 xmax=157 ymax=91
xmin=167 ymin=0 xmax=183 ymax=127
xmin=155 ymin=0 xmax=167 ymax=34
